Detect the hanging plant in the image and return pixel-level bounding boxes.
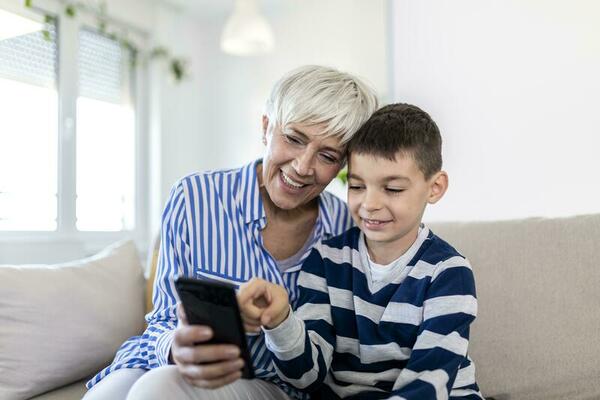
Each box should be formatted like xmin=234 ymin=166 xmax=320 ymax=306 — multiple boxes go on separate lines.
xmin=24 ymin=0 xmax=188 ymax=83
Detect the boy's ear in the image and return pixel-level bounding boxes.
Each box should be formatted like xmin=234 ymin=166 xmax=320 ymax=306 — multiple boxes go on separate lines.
xmin=427 ymin=171 xmax=448 ymax=204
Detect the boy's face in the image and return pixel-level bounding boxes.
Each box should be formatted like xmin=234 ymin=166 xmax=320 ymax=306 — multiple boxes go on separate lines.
xmin=347 ymin=152 xmax=447 ymax=262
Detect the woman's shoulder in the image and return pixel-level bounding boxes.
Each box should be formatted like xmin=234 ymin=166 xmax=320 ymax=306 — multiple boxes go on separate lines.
xmin=171 ymin=163 xmax=251 ymax=193
xmin=318 ymin=191 xmax=353 ymax=234
xmin=318 ymin=191 xmax=350 ymax=218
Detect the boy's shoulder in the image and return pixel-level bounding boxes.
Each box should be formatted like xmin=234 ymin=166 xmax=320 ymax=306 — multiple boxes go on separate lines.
xmin=418 ymin=228 xmax=473 ymax=274
xmin=320 ymin=226 xmax=361 ymax=250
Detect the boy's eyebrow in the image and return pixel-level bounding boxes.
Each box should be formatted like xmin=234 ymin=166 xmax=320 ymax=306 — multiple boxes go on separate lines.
xmin=382 ymin=176 xmax=411 ymax=182
xmin=347 ymin=173 xmax=411 ymax=182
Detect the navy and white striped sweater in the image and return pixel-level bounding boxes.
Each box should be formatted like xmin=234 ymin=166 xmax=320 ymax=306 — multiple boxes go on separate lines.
xmin=264 ymin=226 xmax=483 ymax=400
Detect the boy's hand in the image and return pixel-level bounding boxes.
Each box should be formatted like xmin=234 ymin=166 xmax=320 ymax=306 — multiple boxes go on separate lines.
xmin=238 ymin=278 xmax=290 ymax=331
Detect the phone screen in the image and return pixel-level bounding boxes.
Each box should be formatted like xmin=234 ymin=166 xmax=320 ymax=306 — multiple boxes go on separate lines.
xmin=175 ymin=277 xmax=255 ymax=379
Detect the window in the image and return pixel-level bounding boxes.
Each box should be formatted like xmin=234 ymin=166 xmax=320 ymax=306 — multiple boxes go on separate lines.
xmin=0 ymin=4 xmax=147 ymax=250
xmin=0 ymin=10 xmax=58 ymax=231
xmin=76 ymin=28 xmax=136 ymax=231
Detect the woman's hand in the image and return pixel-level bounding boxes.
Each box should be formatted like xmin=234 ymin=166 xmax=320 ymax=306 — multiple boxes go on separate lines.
xmin=170 ymin=303 xmax=245 ymax=389
xmin=238 ymin=278 xmax=290 ymax=330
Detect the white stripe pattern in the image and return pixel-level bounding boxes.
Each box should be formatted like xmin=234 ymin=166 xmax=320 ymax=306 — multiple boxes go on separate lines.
xmin=335 ymin=335 xmax=412 ymax=363
xmin=412 ymin=330 xmax=470 ymax=356
xmin=424 ymin=295 xmax=478 ymax=321
xmin=380 ymin=301 xmax=423 ymax=325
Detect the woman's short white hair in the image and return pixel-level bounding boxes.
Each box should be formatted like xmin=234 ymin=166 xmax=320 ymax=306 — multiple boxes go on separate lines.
xmin=264 ymin=65 xmax=378 ymax=144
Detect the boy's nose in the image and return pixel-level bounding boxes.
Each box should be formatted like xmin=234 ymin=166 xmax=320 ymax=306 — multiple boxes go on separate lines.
xmin=361 ymin=190 xmax=382 ymax=211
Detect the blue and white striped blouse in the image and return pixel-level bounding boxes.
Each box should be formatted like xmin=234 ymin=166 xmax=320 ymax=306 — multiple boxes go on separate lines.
xmin=264 ymin=226 xmax=483 ymax=400
xmin=87 ymin=159 xmax=353 ymax=398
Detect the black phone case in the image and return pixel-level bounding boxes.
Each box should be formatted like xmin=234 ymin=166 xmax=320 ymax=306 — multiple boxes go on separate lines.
xmin=174 ymin=277 xmax=255 ymax=379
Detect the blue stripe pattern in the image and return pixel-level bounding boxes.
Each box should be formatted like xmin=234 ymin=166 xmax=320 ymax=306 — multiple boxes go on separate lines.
xmin=87 ymin=159 xmax=352 ymax=398
xmin=265 ymin=226 xmax=484 ymax=399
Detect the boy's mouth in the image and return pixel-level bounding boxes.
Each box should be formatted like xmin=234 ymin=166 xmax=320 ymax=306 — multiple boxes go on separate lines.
xmin=361 ymin=217 xmax=391 ymax=229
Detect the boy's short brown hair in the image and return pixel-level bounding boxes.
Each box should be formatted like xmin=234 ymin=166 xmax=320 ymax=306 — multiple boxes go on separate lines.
xmin=347 ymin=103 xmax=442 ymax=179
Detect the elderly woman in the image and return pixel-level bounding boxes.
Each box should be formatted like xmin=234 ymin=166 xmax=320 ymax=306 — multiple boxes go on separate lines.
xmin=83 ymin=65 xmax=378 ymax=400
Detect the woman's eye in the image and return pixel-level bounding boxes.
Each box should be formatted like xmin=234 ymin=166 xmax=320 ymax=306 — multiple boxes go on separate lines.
xmin=319 ymin=153 xmax=339 ymax=164
xmin=348 ymin=185 xmax=363 ymax=191
xmin=284 ymin=135 xmax=303 ymax=145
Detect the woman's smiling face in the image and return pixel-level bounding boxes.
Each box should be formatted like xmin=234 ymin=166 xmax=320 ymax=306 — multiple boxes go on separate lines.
xmin=260 ymin=116 xmax=345 ymax=211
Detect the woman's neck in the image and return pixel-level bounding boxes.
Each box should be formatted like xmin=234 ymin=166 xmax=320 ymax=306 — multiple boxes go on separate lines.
xmin=260 ymin=185 xmax=318 ymax=222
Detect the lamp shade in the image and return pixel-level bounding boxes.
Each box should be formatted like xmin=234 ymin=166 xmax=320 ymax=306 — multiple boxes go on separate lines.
xmin=220 ymin=0 xmax=275 ymax=56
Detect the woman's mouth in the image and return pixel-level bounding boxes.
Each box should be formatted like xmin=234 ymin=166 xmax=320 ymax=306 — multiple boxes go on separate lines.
xmin=280 ymin=170 xmax=307 ymax=189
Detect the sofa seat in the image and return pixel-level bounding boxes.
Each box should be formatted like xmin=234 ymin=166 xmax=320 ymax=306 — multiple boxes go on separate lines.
xmin=28 ymin=380 xmax=87 ymax=400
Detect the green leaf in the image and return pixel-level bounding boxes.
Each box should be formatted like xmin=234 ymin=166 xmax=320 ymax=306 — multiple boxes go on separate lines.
xmin=65 ymin=4 xmax=76 ymax=17
xmin=170 ymin=59 xmax=185 ymax=82
xmin=149 ymin=47 xmax=169 ymax=59
xmin=42 ymin=29 xmax=51 ymax=41
xmin=337 ymin=168 xmax=348 ymax=184
xmin=24 ymin=0 xmax=33 ymax=8
xmin=44 ymin=14 xmax=55 ymax=24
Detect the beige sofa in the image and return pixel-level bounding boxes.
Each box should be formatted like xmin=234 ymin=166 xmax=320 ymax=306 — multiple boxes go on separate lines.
xmin=1 ymin=214 xmax=599 ymax=399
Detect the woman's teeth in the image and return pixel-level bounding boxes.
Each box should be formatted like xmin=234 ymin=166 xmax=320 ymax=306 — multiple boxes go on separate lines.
xmin=282 ymin=171 xmax=305 ymax=188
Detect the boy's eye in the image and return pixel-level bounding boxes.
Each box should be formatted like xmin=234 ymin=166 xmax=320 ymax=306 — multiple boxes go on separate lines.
xmin=386 ymin=188 xmax=405 ymax=193
xmin=348 ymin=185 xmax=364 ymax=191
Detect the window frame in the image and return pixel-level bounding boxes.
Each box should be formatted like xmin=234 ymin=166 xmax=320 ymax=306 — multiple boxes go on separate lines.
xmin=0 ymin=0 xmax=150 ymax=256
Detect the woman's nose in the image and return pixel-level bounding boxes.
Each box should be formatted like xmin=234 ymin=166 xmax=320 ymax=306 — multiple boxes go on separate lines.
xmin=292 ymin=151 xmax=315 ymax=176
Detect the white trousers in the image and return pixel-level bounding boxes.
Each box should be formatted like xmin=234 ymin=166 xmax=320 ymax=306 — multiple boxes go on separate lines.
xmin=81 ymin=367 xmax=292 ymax=400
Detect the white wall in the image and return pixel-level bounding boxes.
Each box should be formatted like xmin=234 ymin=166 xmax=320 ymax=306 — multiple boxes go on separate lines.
xmin=0 ymin=0 xmax=389 ymax=262
xmin=155 ymin=0 xmax=389 ymax=211
xmin=391 ymin=0 xmax=600 ymax=222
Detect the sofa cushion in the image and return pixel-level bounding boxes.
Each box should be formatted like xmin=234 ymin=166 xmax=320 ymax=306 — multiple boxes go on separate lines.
xmin=0 ymin=240 xmax=146 ymax=400
xmin=27 ymin=379 xmax=88 ymax=400
xmin=430 ymin=214 xmax=600 ymax=400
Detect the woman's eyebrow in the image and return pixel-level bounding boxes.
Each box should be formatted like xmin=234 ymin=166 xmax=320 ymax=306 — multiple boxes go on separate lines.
xmin=291 ymin=128 xmax=343 ymax=155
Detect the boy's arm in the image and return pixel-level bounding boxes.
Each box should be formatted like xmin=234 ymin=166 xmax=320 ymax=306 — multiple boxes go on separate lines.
xmin=263 ymin=247 xmax=336 ymax=392
xmin=389 ymin=257 xmax=479 ymax=400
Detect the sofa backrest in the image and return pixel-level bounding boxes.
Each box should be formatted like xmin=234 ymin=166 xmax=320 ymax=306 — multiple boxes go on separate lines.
xmin=430 ymin=214 xmax=600 ymax=400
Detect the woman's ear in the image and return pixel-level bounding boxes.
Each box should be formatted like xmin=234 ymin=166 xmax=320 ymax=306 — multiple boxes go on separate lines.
xmin=427 ymin=171 xmax=449 ymax=204
xmin=262 ymin=115 xmax=269 ymax=145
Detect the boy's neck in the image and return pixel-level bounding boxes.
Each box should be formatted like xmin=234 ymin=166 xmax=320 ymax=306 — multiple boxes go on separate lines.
xmin=365 ymin=226 xmax=420 ymax=265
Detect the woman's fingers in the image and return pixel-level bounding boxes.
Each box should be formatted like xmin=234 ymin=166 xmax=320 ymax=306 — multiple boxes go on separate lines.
xmin=176 ymin=302 xmax=189 ymax=325
xmin=183 ymin=369 xmax=243 ymax=389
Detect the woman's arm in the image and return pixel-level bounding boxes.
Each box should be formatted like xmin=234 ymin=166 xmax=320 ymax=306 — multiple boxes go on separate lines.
xmin=141 ymin=180 xmax=245 ymax=388
xmin=140 ymin=181 xmax=192 ymax=367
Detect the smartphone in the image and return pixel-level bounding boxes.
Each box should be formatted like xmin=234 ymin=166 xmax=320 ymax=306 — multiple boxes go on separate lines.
xmin=174 ymin=277 xmax=254 ymax=379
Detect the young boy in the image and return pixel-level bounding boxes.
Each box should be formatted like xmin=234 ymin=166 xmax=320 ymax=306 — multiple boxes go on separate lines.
xmin=238 ymin=103 xmax=483 ymax=399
